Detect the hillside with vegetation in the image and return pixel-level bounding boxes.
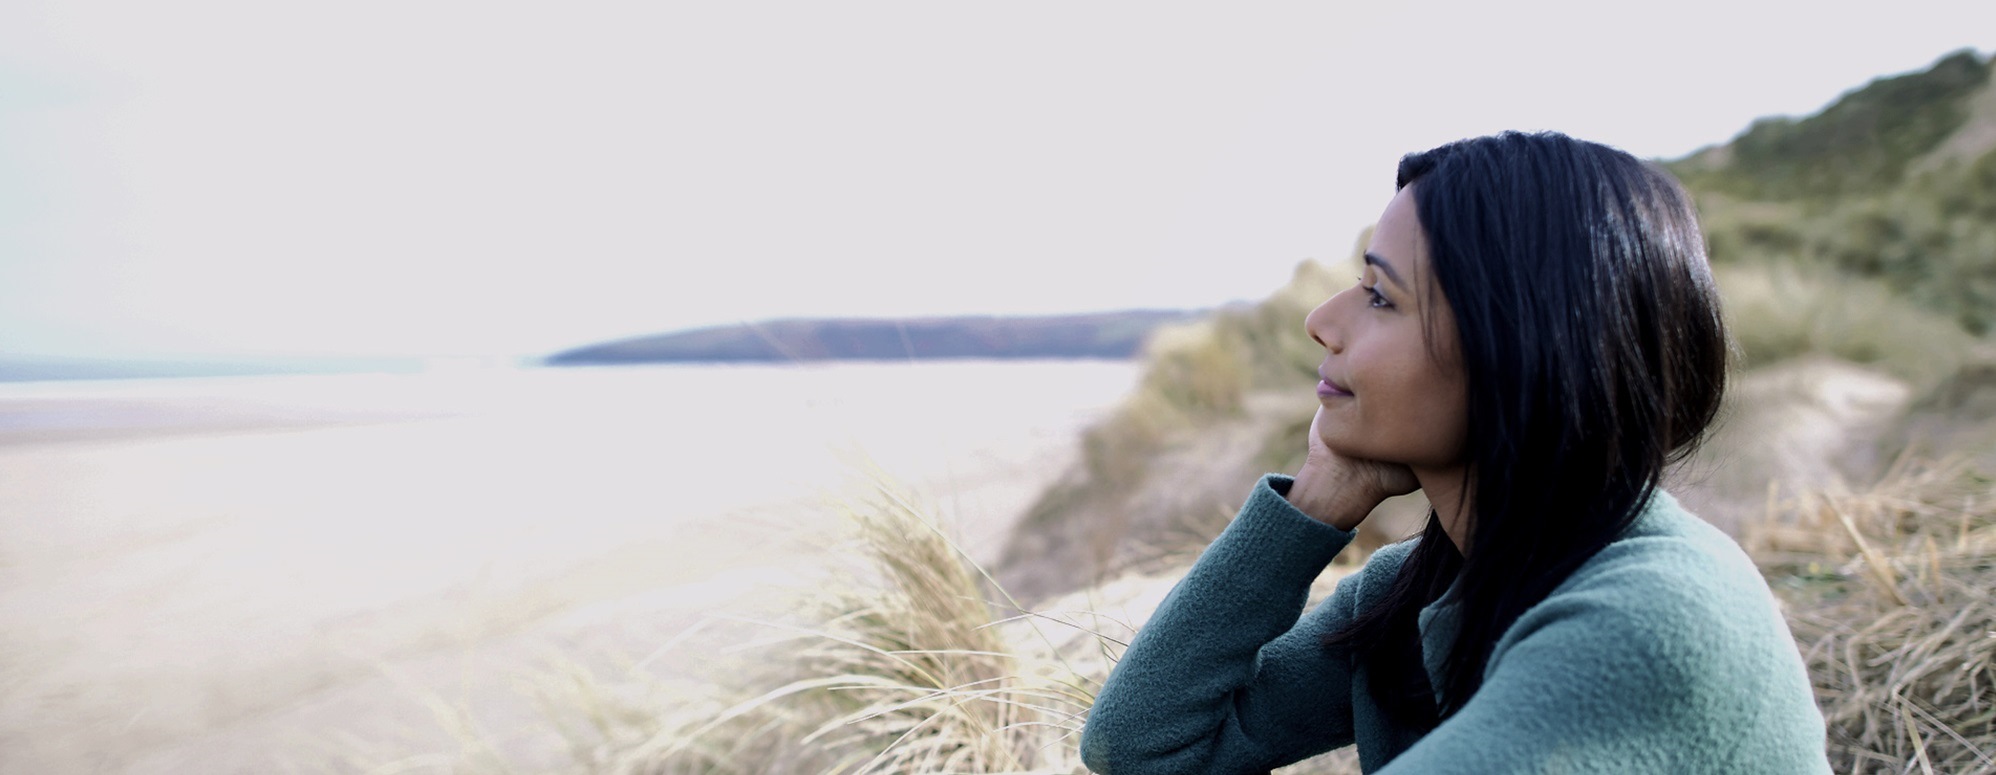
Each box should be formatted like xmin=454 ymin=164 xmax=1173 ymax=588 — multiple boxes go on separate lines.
xmin=1675 ymin=49 xmax=1996 ymax=335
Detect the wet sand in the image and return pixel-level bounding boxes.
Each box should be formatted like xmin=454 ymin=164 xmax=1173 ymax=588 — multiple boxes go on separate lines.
xmin=0 ymin=362 xmax=1134 ymax=773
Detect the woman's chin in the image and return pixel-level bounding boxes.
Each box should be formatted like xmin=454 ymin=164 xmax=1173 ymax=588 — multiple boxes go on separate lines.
xmin=1317 ymin=441 xmax=1425 ymax=471
xmin=1316 ymin=436 xmax=1370 ymax=461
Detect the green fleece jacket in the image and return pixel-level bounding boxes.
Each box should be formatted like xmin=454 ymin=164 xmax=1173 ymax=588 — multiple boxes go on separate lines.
xmin=1080 ymin=475 xmax=1831 ymax=774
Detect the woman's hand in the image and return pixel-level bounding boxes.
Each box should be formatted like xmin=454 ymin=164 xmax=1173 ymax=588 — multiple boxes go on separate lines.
xmin=1285 ymin=406 xmax=1420 ymax=530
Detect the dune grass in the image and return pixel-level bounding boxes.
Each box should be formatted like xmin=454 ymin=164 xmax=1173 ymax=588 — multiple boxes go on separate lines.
xmin=1747 ymin=455 xmax=1996 ymax=774
xmin=365 ymin=470 xmax=1371 ymax=774
xmin=1713 ymin=261 xmax=1977 ymax=395
xmin=460 ymin=479 xmax=1114 ymax=775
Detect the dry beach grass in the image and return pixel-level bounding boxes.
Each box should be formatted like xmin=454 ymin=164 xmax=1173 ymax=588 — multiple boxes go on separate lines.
xmin=1749 ymin=456 xmax=1996 ymax=774
xmin=425 ymin=472 xmax=1371 ymax=775
xmin=415 ymin=477 xmax=1110 ymax=775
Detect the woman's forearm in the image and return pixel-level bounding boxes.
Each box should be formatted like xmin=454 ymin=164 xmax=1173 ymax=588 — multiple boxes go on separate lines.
xmin=1079 ymin=475 xmax=1366 ymax=774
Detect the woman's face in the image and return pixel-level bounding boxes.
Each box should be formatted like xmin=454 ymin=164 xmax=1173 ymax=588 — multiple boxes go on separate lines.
xmin=1305 ymin=183 xmax=1469 ymax=470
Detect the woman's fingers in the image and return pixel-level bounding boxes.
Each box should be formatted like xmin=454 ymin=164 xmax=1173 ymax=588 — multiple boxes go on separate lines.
xmin=1288 ymin=408 xmax=1417 ymax=528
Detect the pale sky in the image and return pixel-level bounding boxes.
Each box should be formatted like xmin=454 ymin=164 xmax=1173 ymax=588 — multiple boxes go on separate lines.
xmin=1 ymin=1 xmax=1991 ymax=359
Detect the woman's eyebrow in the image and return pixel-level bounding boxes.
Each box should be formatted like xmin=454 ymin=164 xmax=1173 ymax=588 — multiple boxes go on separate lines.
xmin=1363 ymin=252 xmax=1407 ymax=290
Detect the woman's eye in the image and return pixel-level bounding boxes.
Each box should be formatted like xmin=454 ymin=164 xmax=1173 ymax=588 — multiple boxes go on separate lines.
xmin=1364 ymin=284 xmax=1390 ymax=308
xmin=1353 ymin=275 xmax=1391 ymax=309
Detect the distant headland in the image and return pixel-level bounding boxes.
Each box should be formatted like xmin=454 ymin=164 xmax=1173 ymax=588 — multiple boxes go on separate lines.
xmin=542 ymin=310 xmax=1206 ymax=365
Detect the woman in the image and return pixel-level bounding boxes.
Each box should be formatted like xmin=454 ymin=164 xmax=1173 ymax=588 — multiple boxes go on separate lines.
xmin=1078 ymin=132 xmax=1831 ymax=774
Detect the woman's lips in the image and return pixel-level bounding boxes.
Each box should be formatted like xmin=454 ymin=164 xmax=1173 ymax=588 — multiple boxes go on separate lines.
xmin=1317 ymin=379 xmax=1353 ymax=398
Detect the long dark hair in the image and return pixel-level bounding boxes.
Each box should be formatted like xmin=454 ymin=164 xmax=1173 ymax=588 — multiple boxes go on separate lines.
xmin=1326 ymin=131 xmax=1730 ymax=726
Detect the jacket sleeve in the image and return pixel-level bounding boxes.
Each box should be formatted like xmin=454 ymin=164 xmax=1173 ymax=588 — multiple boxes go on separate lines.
xmin=1079 ymin=474 xmax=1369 ymax=775
xmin=1372 ymin=541 xmax=1834 ymax=775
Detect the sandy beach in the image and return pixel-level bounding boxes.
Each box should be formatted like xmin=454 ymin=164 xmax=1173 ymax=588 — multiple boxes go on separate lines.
xmin=0 ymin=361 xmax=1136 ymax=773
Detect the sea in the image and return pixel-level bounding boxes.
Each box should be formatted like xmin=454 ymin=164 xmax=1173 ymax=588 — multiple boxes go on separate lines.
xmin=0 ymin=359 xmax=1140 ymax=774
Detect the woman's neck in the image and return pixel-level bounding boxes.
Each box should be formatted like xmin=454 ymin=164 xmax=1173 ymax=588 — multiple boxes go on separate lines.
xmin=1414 ymin=463 xmax=1473 ymax=555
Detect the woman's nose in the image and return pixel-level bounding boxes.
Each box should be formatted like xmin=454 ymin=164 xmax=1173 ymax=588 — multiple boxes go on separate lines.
xmin=1305 ymin=292 xmax=1342 ymax=353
